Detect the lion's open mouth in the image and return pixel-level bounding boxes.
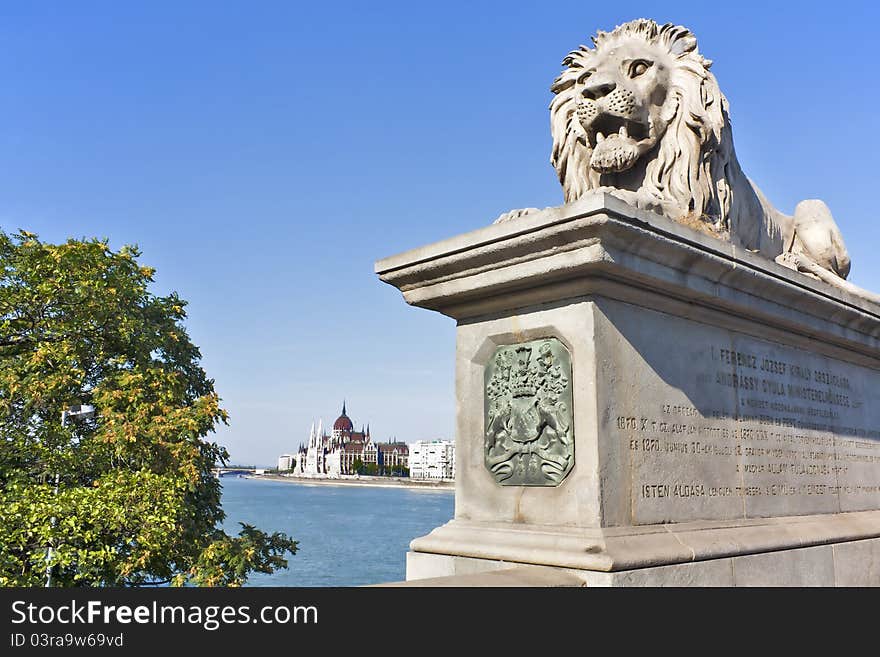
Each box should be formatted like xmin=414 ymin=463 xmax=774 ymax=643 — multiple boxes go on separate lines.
xmin=586 ymin=114 xmax=650 ymax=149
xmin=584 ymin=113 xmax=653 ymax=174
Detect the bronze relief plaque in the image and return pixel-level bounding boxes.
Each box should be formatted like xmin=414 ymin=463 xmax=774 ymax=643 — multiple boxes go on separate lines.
xmin=484 ymin=338 xmax=574 ymax=486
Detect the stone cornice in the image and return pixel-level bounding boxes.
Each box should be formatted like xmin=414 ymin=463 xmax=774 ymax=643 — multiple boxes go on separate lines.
xmin=376 ymin=193 xmax=880 ymax=359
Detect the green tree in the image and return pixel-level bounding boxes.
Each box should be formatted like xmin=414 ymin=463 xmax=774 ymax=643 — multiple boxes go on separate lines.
xmin=0 ymin=230 xmax=297 ymax=586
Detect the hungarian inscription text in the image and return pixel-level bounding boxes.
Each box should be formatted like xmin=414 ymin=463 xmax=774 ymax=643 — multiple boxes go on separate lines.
xmin=603 ymin=320 xmax=880 ymax=523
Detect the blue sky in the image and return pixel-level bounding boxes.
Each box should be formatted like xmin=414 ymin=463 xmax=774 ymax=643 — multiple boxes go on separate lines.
xmin=1 ymin=1 xmax=877 ymax=465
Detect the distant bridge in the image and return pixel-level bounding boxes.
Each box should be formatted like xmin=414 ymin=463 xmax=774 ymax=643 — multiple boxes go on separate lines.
xmin=212 ymin=467 xmax=258 ymax=477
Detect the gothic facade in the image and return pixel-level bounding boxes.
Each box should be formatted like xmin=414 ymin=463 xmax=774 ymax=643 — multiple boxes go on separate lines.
xmin=290 ymin=402 xmax=409 ymax=477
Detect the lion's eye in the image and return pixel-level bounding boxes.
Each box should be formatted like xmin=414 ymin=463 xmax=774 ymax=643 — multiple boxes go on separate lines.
xmin=628 ymin=60 xmax=652 ymax=78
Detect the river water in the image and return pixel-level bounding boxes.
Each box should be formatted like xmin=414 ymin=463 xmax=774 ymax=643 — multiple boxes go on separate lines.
xmin=220 ymin=476 xmax=454 ymax=586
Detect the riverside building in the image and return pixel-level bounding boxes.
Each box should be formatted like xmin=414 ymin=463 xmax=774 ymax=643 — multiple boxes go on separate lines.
xmin=285 ymin=402 xmax=409 ymax=477
xmin=409 ymin=440 xmax=455 ymax=480
xmin=277 ymin=454 xmax=295 ymax=471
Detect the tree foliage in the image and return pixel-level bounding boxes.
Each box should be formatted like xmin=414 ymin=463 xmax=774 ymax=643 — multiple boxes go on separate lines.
xmin=0 ymin=230 xmax=297 ymax=586
xmin=387 ymin=464 xmax=409 ymax=477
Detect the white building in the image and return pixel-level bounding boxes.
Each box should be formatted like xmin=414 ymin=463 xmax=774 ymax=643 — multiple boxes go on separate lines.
xmin=278 ymin=454 xmax=295 ymax=471
xmin=409 ymin=439 xmax=455 ymax=480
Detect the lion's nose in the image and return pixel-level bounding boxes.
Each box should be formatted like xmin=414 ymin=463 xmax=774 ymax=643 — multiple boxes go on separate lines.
xmin=582 ymin=79 xmax=616 ymax=101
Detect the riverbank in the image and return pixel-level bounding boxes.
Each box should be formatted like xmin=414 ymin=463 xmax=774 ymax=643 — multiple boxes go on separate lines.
xmin=243 ymin=473 xmax=454 ymax=491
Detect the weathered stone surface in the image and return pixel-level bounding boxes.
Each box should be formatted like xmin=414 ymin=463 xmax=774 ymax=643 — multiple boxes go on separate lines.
xmin=598 ymin=558 xmax=735 ymax=587
xmin=594 ymin=297 xmax=880 ymax=526
xmin=404 ymin=552 xmax=513 ymax=581
xmin=377 ymin=196 xmax=880 ymax=585
xmin=453 ymin=306 xmax=600 ymax=529
xmin=400 ymin=540 xmax=880 ymax=586
xmin=833 ymin=538 xmax=880 ymax=586
xmin=379 ymin=563 xmax=588 ymax=587
xmin=405 ymin=512 xmax=880 ymax=573
xmin=733 ymin=545 xmax=835 ymax=587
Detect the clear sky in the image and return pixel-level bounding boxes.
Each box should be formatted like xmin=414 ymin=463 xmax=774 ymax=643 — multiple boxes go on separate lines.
xmin=2 ymin=1 xmax=877 ymax=465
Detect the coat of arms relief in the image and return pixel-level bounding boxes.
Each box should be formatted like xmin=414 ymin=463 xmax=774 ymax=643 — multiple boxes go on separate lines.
xmin=484 ymin=338 xmax=574 ymax=486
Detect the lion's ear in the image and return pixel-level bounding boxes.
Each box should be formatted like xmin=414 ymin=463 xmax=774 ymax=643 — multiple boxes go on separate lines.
xmin=700 ymin=78 xmax=715 ymax=110
xmin=700 ymin=77 xmax=725 ymax=142
xmin=660 ymin=95 xmax=679 ymax=125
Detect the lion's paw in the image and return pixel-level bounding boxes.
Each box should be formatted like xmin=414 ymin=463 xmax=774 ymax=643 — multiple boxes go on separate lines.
xmin=493 ymin=208 xmax=541 ymax=224
xmin=774 ymin=252 xmax=801 ymax=271
xmin=603 ymin=188 xmax=670 ymax=215
xmin=634 ymin=190 xmax=674 ymax=214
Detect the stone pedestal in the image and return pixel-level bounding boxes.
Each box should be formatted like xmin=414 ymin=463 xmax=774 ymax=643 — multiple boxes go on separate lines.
xmin=375 ymin=193 xmax=880 ymax=586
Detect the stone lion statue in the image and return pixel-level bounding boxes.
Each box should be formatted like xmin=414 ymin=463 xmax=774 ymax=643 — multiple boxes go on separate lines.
xmin=498 ymin=19 xmax=859 ymax=292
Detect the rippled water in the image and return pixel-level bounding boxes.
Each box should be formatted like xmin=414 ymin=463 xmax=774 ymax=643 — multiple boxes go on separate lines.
xmin=220 ymin=476 xmax=454 ymax=586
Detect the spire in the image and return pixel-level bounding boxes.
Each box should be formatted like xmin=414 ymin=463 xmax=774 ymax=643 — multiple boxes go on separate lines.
xmin=342 ymin=399 xmax=347 ymax=416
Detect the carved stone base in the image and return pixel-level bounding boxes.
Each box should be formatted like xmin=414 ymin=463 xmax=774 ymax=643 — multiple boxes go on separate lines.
xmin=404 ymin=512 xmax=880 ymax=585
xmin=404 ymin=534 xmax=880 ymax=586
xmin=376 ymin=194 xmax=880 ymax=586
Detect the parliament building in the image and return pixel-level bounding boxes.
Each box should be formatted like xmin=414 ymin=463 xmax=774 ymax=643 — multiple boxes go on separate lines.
xmin=286 ymin=402 xmax=409 ymax=477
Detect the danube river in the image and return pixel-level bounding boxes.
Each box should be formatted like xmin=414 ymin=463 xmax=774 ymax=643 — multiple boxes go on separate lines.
xmin=220 ymin=476 xmax=454 ymax=586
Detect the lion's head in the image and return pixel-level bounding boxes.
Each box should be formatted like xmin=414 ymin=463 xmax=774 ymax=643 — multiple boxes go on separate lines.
xmin=550 ymin=19 xmax=734 ymax=232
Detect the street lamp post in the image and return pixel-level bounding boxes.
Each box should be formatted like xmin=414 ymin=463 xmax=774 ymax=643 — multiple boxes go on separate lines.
xmin=45 ymin=404 xmax=95 ymax=587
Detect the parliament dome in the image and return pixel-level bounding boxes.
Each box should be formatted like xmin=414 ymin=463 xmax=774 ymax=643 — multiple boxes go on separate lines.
xmin=333 ymin=401 xmax=354 ymax=432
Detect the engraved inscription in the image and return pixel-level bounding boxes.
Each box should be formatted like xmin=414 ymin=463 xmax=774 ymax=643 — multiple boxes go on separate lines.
xmin=711 ymin=345 xmax=857 ymax=411
xmin=623 ymin=410 xmax=880 ymax=498
xmin=484 ymin=338 xmax=574 ymax=486
xmin=598 ymin=300 xmax=880 ymax=524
